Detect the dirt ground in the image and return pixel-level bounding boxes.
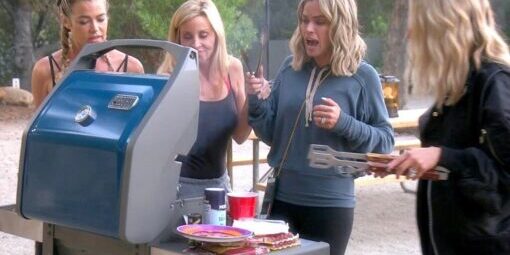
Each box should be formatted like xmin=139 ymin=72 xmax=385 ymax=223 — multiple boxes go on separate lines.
xmin=0 ymin=104 xmax=421 ymax=255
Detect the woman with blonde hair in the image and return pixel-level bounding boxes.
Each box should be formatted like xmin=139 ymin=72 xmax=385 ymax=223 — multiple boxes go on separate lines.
xmin=386 ymin=0 xmax=510 ymax=254
xmin=246 ymin=0 xmax=393 ymax=254
xmin=31 ymin=0 xmax=144 ymax=108
xmin=159 ymin=0 xmax=250 ymax=199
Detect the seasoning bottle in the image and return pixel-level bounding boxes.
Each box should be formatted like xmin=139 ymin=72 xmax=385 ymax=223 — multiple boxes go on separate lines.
xmin=203 ymin=188 xmax=226 ymax=226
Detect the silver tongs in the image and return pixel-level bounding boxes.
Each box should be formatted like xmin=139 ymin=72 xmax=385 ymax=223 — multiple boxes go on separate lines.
xmin=307 ymin=144 xmax=450 ymax=181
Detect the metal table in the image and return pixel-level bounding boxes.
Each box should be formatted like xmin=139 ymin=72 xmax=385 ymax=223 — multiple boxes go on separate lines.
xmin=0 ymin=205 xmax=329 ymax=255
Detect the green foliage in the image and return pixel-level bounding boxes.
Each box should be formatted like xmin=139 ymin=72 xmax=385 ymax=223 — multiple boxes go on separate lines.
xmin=0 ymin=6 xmax=14 ymax=84
xmin=107 ymin=0 xmax=256 ymax=59
xmin=216 ymin=0 xmax=257 ymax=56
xmin=260 ymin=0 xmax=394 ymax=39
xmin=32 ymin=10 xmax=59 ymax=50
xmin=368 ymin=15 xmax=389 ymax=37
xmin=489 ymin=0 xmax=509 ymax=37
xmin=267 ymin=0 xmax=298 ymax=39
xmin=357 ymin=0 xmax=393 ymax=37
xmin=133 ymin=0 xmax=184 ymax=39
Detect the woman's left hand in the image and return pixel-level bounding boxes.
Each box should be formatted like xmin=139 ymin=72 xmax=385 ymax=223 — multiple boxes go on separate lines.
xmin=313 ymin=97 xmax=341 ymax=130
xmin=386 ymin=147 xmax=442 ymax=180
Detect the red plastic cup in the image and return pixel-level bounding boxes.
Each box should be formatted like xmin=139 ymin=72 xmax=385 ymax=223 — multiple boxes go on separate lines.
xmin=227 ymin=192 xmax=258 ymax=220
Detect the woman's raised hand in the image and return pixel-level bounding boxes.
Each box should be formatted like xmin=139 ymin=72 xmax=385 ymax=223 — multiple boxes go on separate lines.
xmin=245 ymin=65 xmax=270 ymax=99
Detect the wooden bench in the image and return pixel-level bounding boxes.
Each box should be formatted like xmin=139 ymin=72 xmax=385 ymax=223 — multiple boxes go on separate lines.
xmin=394 ymin=136 xmax=421 ymax=151
xmin=226 ymin=132 xmax=266 ymax=189
xmin=389 ymin=108 xmax=426 ymax=130
xmin=227 ymin=108 xmax=426 ymax=191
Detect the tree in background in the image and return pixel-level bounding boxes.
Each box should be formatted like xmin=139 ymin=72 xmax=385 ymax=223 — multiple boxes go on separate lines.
xmin=492 ymin=0 xmax=510 ymax=36
xmin=0 ymin=0 xmax=256 ymax=90
xmin=2 ymin=0 xmax=33 ymax=90
xmin=112 ymin=0 xmax=257 ymax=54
xmin=0 ymin=0 xmax=61 ymax=90
xmin=267 ymin=0 xmax=298 ymax=39
xmin=109 ymin=0 xmax=256 ymax=72
xmin=381 ymin=0 xmax=409 ymax=108
xmin=1 ymin=0 xmax=507 ymax=93
xmin=0 ymin=3 xmax=15 ymax=85
xmin=379 ymin=0 xmax=509 ymax=108
xmin=357 ymin=0 xmax=393 ymax=38
xmin=264 ymin=0 xmax=394 ymax=68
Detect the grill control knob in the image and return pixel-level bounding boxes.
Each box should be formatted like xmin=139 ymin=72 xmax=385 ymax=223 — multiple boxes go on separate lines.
xmin=74 ymin=105 xmax=96 ymax=126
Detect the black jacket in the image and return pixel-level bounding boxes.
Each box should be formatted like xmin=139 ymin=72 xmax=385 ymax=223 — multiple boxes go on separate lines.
xmin=416 ymin=62 xmax=510 ymax=255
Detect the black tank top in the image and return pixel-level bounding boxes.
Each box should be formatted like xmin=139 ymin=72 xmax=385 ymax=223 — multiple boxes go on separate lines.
xmin=48 ymin=53 xmax=129 ymax=87
xmin=48 ymin=54 xmax=62 ymax=87
xmin=179 ymin=77 xmax=238 ymax=179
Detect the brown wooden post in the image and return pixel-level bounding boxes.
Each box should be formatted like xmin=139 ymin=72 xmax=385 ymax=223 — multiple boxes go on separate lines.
xmin=226 ymin=140 xmax=234 ymax=187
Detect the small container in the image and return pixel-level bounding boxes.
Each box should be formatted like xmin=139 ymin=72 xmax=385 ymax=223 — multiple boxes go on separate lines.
xmin=12 ymin=78 xmax=20 ymax=89
xmin=380 ymin=75 xmax=400 ymax=118
xmin=187 ymin=213 xmax=202 ymax=224
xmin=203 ymin=188 xmax=226 ymax=225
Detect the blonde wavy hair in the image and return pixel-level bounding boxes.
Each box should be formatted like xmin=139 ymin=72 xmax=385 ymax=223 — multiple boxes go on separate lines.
xmin=407 ymin=0 xmax=510 ymax=107
xmin=289 ymin=0 xmax=366 ymax=76
xmin=157 ymin=0 xmax=229 ymax=78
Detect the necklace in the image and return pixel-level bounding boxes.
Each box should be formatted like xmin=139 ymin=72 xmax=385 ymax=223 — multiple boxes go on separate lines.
xmin=304 ymin=66 xmax=330 ymax=127
xmin=102 ymin=53 xmax=114 ymax=71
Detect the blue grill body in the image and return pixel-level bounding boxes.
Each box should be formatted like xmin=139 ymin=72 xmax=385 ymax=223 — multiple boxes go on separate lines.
xmin=17 ymin=39 xmax=200 ymax=244
xmin=20 ymin=71 xmax=167 ymax=237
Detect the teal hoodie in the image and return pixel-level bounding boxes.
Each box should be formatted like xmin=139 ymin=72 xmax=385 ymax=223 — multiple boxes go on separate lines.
xmin=249 ymin=56 xmax=394 ymax=207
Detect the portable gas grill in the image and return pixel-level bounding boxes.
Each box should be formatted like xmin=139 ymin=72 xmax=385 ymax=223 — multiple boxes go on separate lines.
xmin=0 ymin=39 xmax=330 ymax=254
xmin=17 ymin=39 xmax=201 ymax=244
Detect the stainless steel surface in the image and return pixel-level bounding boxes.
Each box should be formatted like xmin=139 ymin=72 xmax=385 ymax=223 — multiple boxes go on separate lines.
xmin=152 ymin=238 xmax=329 ymax=255
xmin=252 ymin=139 xmax=260 ymax=192
xmin=308 ymin=144 xmax=371 ymax=176
xmin=308 ymin=144 xmax=450 ymax=180
xmin=309 ymin=144 xmax=368 ymax=161
xmin=52 ymin=224 xmax=150 ymax=255
xmin=108 ymin=94 xmax=140 ymax=110
xmin=1 ymin=204 xmax=329 ymax=254
xmin=0 ymin=205 xmax=42 ymax=242
xmin=42 ymin=224 xmax=53 ymax=255
xmin=1 ymin=204 xmax=328 ymax=255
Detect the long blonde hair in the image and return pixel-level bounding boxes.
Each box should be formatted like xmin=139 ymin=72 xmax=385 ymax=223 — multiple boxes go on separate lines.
xmin=407 ymin=0 xmax=510 ymax=107
xmin=289 ymin=0 xmax=366 ymax=76
xmin=157 ymin=0 xmax=229 ymax=77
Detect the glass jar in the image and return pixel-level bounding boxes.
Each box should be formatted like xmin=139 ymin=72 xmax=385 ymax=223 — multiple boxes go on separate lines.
xmin=380 ymin=75 xmax=400 ymax=118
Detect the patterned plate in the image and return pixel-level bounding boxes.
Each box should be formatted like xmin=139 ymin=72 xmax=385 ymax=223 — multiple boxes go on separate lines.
xmin=176 ymin=224 xmax=253 ymax=243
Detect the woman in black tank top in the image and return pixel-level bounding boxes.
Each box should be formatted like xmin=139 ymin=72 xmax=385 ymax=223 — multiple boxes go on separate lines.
xmin=47 ymin=53 xmax=130 ymax=88
xmin=31 ymin=0 xmax=143 ymax=108
xmin=159 ymin=0 xmax=251 ymax=199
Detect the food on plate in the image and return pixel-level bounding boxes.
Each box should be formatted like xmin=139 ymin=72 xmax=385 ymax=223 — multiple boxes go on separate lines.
xmin=248 ymin=232 xmax=301 ymax=251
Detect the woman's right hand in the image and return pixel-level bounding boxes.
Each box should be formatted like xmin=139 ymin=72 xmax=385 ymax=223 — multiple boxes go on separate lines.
xmin=245 ymin=66 xmax=270 ymax=99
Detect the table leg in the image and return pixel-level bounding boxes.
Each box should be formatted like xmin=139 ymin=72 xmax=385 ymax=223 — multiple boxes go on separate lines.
xmin=252 ymin=139 xmax=260 ymax=191
xmin=34 ymin=242 xmax=42 ymax=255
xmin=227 ymin=140 xmax=234 ymax=188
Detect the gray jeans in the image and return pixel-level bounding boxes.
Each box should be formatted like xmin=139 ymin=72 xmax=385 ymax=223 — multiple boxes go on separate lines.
xmin=177 ymin=172 xmax=232 ymax=199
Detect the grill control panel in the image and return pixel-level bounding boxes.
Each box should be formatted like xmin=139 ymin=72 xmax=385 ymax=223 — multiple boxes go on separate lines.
xmin=108 ymin=94 xmax=139 ymax=110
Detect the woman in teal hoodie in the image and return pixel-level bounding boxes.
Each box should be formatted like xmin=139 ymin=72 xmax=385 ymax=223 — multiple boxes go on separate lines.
xmin=246 ymin=0 xmax=394 ymax=254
